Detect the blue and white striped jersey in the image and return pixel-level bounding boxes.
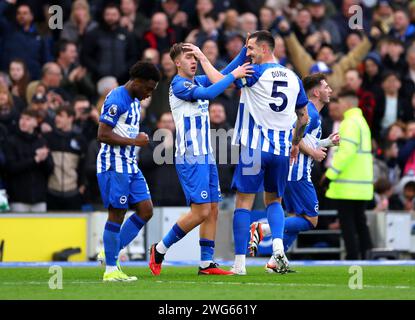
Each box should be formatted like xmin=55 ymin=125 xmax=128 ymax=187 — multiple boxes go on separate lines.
xmin=97 ymin=86 xmax=141 ymax=174
xmin=232 ymin=63 xmax=308 ymax=156
xmin=288 ymin=101 xmax=322 ymax=182
xmin=169 ymin=75 xmax=213 ymax=157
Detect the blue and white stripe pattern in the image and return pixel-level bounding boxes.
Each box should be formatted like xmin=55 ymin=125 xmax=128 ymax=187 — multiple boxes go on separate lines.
xmin=170 ymin=75 xmax=213 ymax=157
xmin=288 ymin=101 xmax=322 ymax=182
xmin=97 ymin=86 xmax=141 ymax=174
xmin=232 ymin=103 xmax=293 ymax=156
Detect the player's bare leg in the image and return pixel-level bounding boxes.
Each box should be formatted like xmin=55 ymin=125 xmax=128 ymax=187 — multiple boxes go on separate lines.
xmin=231 ymin=192 xmax=256 ymax=275
xmin=150 ymin=203 xmax=211 ymax=275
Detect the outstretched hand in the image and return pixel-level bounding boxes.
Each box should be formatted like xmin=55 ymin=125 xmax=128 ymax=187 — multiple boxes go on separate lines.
xmin=231 ymin=62 xmax=254 ymax=79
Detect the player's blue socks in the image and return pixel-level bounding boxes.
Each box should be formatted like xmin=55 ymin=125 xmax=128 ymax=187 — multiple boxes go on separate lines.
xmin=266 ymin=202 xmax=285 ymax=240
xmin=119 ymin=214 xmax=146 ymax=250
xmin=200 ymin=238 xmax=215 ymax=262
xmin=103 ymin=221 xmax=121 ymax=266
xmin=283 ymin=216 xmax=314 ymax=251
xmin=233 ymin=209 xmax=251 ymax=254
xmin=162 ymin=223 xmax=186 ymax=248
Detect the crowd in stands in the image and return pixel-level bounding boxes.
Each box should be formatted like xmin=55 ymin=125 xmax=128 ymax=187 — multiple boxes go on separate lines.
xmin=1 ymin=0 xmax=415 ymax=214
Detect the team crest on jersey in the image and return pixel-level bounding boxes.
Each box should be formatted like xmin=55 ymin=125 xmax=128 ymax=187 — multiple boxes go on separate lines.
xmin=120 ymin=196 xmax=127 ymax=204
xmin=184 ymin=81 xmax=194 ymax=89
xmin=314 ymin=204 xmax=319 ymax=212
xmin=109 ymin=105 xmax=118 ymax=116
xmin=200 ymin=190 xmax=208 ymax=199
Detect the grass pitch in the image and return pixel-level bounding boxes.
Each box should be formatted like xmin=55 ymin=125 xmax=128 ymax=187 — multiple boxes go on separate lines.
xmin=0 ymin=266 xmax=414 ymax=300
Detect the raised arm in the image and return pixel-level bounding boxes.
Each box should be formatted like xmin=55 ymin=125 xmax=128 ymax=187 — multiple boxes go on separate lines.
xmin=183 ymin=43 xmax=249 ymax=84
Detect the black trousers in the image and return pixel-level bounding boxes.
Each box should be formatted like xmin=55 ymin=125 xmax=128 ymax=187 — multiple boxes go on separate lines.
xmin=337 ymin=199 xmax=373 ymax=260
xmin=47 ymin=193 xmax=83 ymax=211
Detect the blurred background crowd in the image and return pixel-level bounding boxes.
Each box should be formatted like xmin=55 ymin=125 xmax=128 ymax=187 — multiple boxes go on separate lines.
xmin=1 ymin=0 xmax=415 ymax=215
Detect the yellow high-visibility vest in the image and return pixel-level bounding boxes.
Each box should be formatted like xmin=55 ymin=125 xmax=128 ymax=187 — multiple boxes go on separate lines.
xmin=325 ymin=107 xmax=374 ymax=200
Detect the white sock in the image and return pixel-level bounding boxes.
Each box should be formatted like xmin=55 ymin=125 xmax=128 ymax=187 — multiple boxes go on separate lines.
xmin=105 ymin=265 xmax=118 ymax=273
xmin=200 ymin=260 xmax=213 ymax=268
xmin=234 ymin=255 xmax=246 ymax=269
xmin=272 ymin=238 xmax=284 ymax=254
xmin=156 ymin=241 xmax=168 ymax=254
xmin=261 ymin=223 xmax=271 ymax=237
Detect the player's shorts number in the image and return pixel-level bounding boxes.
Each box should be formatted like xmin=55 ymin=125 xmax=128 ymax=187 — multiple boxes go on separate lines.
xmin=269 ymin=80 xmax=288 ymax=112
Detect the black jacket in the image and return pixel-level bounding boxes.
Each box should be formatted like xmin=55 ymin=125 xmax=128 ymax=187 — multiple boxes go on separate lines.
xmin=5 ymin=129 xmax=54 ymax=203
xmin=81 ymin=24 xmax=137 ymax=83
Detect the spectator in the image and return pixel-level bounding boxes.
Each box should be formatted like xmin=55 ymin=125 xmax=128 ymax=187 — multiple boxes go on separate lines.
xmin=221 ymin=9 xmax=240 ymax=39
xmin=143 ymin=12 xmax=177 ymax=54
xmin=393 ymin=179 xmax=415 ymax=211
xmin=83 ymin=138 xmax=103 ymax=210
xmin=139 ymin=112 xmax=186 ymax=206
xmin=292 ymin=8 xmax=315 ymax=45
xmin=5 ymin=109 xmax=53 ymax=212
xmin=385 ymin=121 xmax=406 ymax=143
xmin=120 ymin=0 xmax=150 ymax=40
xmin=8 ymin=58 xmax=30 ymax=105
xmin=72 ymin=95 xmax=99 ymax=144
xmin=26 ymin=62 xmax=68 ymax=105
xmin=397 ymin=120 xmax=415 ymax=176
xmin=29 ymin=91 xmax=54 ymax=135
xmin=345 ymin=31 xmax=364 ymax=53
xmin=308 ymin=0 xmax=341 ymax=51
xmin=0 ymin=1 xmax=52 ymax=80
xmin=259 ymin=6 xmax=278 ymax=35
xmin=279 ymin=20 xmax=371 ymax=93
xmin=371 ymin=178 xmax=402 ymax=212
xmin=239 ymin=12 xmax=258 ymax=37
xmin=196 ymin=40 xmax=227 ymax=75
xmin=186 ymin=12 xmax=220 ymax=47
xmin=361 ymin=51 xmax=383 ymax=94
xmin=373 ymin=140 xmax=401 ymax=187
xmin=382 ymin=38 xmax=407 ymax=77
xmin=371 ymin=0 xmax=394 ymax=36
xmin=323 ymin=89 xmax=373 ymax=260
xmin=60 ymin=0 xmax=98 ymax=47
xmin=95 ymin=76 xmax=119 ymax=111
xmin=401 ymin=45 xmax=415 ymax=103
xmin=389 ymin=8 xmax=415 ymax=47
xmin=373 ymin=71 xmax=411 ymax=141
xmin=0 ymin=84 xmax=19 ymax=134
xmin=223 ymin=32 xmax=244 ymax=61
xmin=161 ymin=0 xmax=188 ymax=41
xmin=82 ymin=3 xmax=137 ymax=83
xmin=344 ymin=69 xmax=376 ymax=129
xmin=209 ymin=102 xmax=235 ymax=196
xmin=273 ymin=35 xmax=289 ymax=67
xmin=44 ymin=105 xmax=87 ymax=211
xmin=56 ymin=41 xmax=95 ymax=99
xmin=331 ymin=0 xmax=371 ymax=47
xmin=147 ymin=52 xmax=176 ymax=121
xmin=142 ymin=48 xmax=161 ymax=66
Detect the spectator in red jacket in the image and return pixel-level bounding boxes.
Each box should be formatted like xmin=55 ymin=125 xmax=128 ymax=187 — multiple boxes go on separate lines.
xmin=344 ymin=69 xmax=376 ymax=129
xmin=143 ymin=12 xmax=176 ymax=54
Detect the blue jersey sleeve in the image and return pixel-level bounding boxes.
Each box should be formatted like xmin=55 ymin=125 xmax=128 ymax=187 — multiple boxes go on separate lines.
xmin=99 ymin=92 xmax=128 ymax=127
xmin=173 ymin=74 xmax=236 ymax=101
xmin=296 ymin=77 xmax=308 ymax=109
xmin=234 ymin=64 xmax=262 ymax=89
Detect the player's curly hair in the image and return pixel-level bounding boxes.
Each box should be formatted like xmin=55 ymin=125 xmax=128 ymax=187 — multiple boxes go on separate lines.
xmin=129 ymin=61 xmax=161 ymax=82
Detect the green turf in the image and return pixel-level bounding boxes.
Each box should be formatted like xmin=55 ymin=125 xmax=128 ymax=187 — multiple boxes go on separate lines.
xmin=0 ymin=266 xmax=414 ymax=300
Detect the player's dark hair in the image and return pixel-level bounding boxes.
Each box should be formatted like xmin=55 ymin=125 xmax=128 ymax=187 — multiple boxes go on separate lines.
xmin=248 ymin=30 xmax=275 ymax=51
xmin=303 ymin=72 xmax=326 ymax=93
xmin=129 ymin=61 xmax=161 ymax=82
xmin=56 ymin=105 xmax=75 ymax=118
xmin=169 ymin=42 xmax=192 ymax=61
